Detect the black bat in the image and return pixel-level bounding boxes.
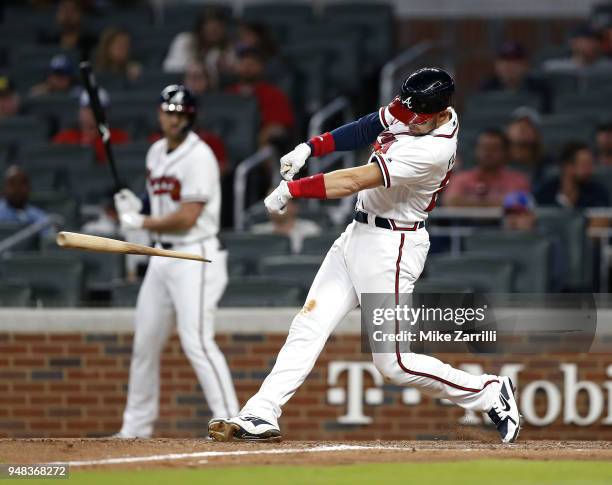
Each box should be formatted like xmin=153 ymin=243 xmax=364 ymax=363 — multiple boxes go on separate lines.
xmin=79 ymin=61 xmax=122 ymax=192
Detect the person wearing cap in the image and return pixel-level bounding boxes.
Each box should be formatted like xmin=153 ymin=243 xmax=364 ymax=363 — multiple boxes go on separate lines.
xmin=30 ymin=54 xmax=80 ymax=97
xmin=0 ymin=76 xmax=21 ymax=119
xmin=543 ymin=23 xmax=612 ymax=72
xmin=52 ymin=88 xmax=129 ymax=163
xmin=480 ymin=40 xmax=551 ymax=112
xmin=444 ymin=128 xmax=531 ymax=207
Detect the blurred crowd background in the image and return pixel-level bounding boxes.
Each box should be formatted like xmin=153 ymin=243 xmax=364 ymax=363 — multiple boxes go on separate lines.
xmin=1 ymin=0 xmax=612 ymax=307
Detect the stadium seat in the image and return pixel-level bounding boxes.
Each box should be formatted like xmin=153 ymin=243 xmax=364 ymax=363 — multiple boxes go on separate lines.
xmin=0 ymin=116 xmax=48 ymax=147
xmin=242 ymin=3 xmax=313 ymax=24
xmin=426 ymin=255 xmax=515 ymax=292
xmin=220 ymin=232 xmax=291 ymax=274
xmin=535 ymin=208 xmax=590 ymax=290
xmin=539 ymin=114 xmax=594 ymax=155
xmin=29 ymin=192 xmax=79 ymax=229
xmin=301 ymin=233 xmax=340 ymax=255
xmin=258 ymin=255 xmax=324 ymax=287
xmin=111 ymin=280 xmax=142 ymax=307
xmin=463 ymin=231 xmax=553 ymax=292
xmin=219 ymin=276 xmax=304 ymax=307
xmin=414 ymin=278 xmax=475 ymax=294
xmin=0 ymin=253 xmax=83 ymax=306
xmin=0 ymin=222 xmax=39 ymax=252
xmin=0 ymin=279 xmax=32 ymax=307
xmin=464 ymin=92 xmax=542 ymax=116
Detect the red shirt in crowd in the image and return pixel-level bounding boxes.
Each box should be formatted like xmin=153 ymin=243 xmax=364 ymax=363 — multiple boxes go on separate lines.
xmin=53 ymin=129 xmax=130 ymax=163
xmin=226 ymin=82 xmax=295 ymax=129
xmin=148 ymin=130 xmax=229 ymax=172
xmin=444 ymin=167 xmax=531 ymax=206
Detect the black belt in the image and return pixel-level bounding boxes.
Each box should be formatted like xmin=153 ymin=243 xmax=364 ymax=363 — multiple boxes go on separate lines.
xmin=156 ymin=242 xmax=174 ymax=250
xmin=354 ymin=210 xmax=424 ymax=231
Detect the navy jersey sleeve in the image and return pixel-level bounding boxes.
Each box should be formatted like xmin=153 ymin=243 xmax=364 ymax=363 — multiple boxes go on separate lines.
xmin=330 ymin=112 xmax=385 ymax=152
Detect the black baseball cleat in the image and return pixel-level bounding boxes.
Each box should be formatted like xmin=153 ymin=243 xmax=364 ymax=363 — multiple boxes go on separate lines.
xmin=488 ymin=376 xmax=521 ymax=443
xmin=208 ymin=415 xmax=282 ymax=443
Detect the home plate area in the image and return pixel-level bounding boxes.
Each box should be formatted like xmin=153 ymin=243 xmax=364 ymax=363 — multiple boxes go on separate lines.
xmin=1 ymin=439 xmax=611 ymax=470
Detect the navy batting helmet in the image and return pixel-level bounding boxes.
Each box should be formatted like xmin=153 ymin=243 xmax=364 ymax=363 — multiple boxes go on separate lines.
xmin=159 ymin=84 xmax=197 ymax=115
xmin=388 ymin=67 xmax=455 ymax=125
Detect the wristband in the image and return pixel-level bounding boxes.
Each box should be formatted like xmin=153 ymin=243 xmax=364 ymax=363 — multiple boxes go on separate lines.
xmin=287 ymin=173 xmax=327 ymax=199
xmin=307 ymin=132 xmax=335 ymax=157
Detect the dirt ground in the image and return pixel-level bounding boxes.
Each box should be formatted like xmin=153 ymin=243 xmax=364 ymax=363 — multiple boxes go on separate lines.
xmin=1 ymin=439 xmax=611 ymax=470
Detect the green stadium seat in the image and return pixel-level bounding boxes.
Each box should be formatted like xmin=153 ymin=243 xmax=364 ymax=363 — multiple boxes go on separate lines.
xmin=301 ymin=233 xmax=341 ymax=255
xmin=111 ymin=280 xmax=141 ymax=307
xmin=258 ymin=255 xmax=324 ymax=288
xmin=535 ymin=208 xmax=590 ymax=290
xmin=0 ymin=116 xmax=48 ymax=147
xmin=219 ymin=276 xmax=304 ymax=307
xmin=0 ymin=280 xmax=32 ymax=307
xmin=0 ymin=253 xmax=83 ymax=306
xmin=463 ymin=231 xmax=553 ymax=292
xmin=426 ymin=255 xmax=515 ymax=292
xmin=464 ymin=92 xmax=542 ymax=116
xmin=414 ymin=278 xmax=475 ymax=294
xmin=0 ymin=222 xmax=39 ymax=251
xmin=220 ymin=232 xmax=291 ymax=274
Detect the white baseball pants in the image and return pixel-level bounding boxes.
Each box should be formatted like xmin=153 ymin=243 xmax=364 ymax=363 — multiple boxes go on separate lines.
xmin=241 ymin=221 xmax=500 ymax=427
xmin=120 ymin=238 xmax=239 ymax=437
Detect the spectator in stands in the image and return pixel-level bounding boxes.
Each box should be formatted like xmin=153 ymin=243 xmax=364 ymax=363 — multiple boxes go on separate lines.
xmin=480 ymin=41 xmax=551 ymax=112
xmin=0 ymin=76 xmax=21 ymax=119
xmin=444 ymin=129 xmax=530 ymax=207
xmin=234 ymin=22 xmax=286 ymax=80
xmin=53 ymin=89 xmax=130 ymax=163
xmin=0 ymin=166 xmax=51 ymax=233
xmin=505 ymin=114 xmax=551 ymax=188
xmin=37 ymin=0 xmax=97 ymax=60
xmin=596 ymin=122 xmax=612 ymax=165
xmin=543 ymin=24 xmax=612 ymax=73
xmin=251 ymin=199 xmax=321 ymax=254
xmin=227 ymin=48 xmax=295 ymax=145
xmin=536 ymin=142 xmax=609 ymax=208
xmin=30 ymin=54 xmax=80 ymax=97
xmin=163 ymin=8 xmax=235 ymax=87
xmin=183 ymin=62 xmax=211 ymax=97
xmin=94 ymin=27 xmax=142 ymax=82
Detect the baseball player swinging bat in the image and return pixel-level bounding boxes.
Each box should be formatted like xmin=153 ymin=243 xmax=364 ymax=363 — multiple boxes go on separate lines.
xmin=79 ymin=61 xmax=122 ymax=191
xmin=56 ymin=231 xmax=211 ymax=263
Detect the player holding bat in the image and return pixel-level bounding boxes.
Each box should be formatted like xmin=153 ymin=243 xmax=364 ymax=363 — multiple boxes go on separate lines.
xmin=112 ymin=85 xmax=239 ymax=438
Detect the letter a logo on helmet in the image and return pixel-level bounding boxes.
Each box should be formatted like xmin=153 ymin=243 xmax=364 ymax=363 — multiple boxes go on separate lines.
xmin=388 ymin=67 xmax=455 ymax=125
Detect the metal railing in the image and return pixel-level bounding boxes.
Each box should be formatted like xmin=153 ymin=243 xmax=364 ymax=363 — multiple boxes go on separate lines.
xmin=0 ymin=216 xmax=60 ymax=255
xmin=379 ymin=41 xmax=434 ymax=105
xmin=233 ymin=145 xmax=276 ymax=231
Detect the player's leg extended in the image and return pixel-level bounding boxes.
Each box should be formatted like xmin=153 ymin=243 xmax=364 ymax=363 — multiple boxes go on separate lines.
xmin=171 ymin=240 xmax=239 ymax=419
xmin=210 ymin=227 xmax=359 ymax=441
xmin=351 ymin=224 xmax=501 ymax=410
xmin=119 ymin=260 xmax=174 ymax=438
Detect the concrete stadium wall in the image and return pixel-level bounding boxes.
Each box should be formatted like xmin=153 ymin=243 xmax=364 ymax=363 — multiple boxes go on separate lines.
xmin=1 ymin=309 xmax=611 ymax=440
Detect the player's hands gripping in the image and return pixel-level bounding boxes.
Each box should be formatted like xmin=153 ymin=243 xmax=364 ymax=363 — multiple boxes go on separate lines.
xmin=280 ymin=143 xmax=311 ymax=181
xmin=114 ymin=189 xmax=143 ymax=215
xmin=264 ymin=181 xmax=292 ymax=215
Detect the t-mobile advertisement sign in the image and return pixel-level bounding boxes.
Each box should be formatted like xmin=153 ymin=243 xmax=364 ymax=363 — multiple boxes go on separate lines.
xmin=360 ymin=293 xmax=601 ymax=354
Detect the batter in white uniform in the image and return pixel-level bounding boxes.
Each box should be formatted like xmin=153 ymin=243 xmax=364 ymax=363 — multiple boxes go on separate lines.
xmin=114 ymin=85 xmax=238 ymax=438
xmin=209 ymin=68 xmax=520 ymax=444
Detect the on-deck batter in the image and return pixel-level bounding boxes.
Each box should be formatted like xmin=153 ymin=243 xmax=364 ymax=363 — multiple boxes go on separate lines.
xmin=209 ymin=68 xmax=521 ymax=444
xmin=113 ymin=85 xmax=238 ymax=438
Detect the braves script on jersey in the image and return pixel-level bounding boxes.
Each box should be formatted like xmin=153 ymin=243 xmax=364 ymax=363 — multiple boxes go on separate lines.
xmin=146 ymin=131 xmax=221 ymax=244
xmin=358 ymin=107 xmax=458 ymax=223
